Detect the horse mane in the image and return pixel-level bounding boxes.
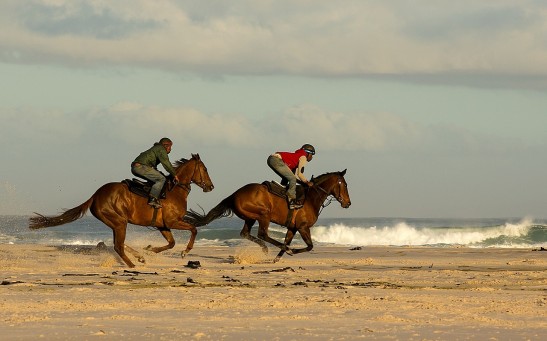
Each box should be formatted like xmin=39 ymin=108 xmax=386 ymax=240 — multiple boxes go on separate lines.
xmin=312 ymin=170 xmax=345 ymax=185
xmin=173 ymin=153 xmax=200 ymax=169
xmin=173 ymin=158 xmax=188 ymax=169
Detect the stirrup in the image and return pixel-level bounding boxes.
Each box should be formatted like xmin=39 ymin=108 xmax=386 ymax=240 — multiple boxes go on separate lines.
xmin=288 ymin=199 xmax=302 ymax=210
xmin=148 ymin=198 xmax=162 ymax=209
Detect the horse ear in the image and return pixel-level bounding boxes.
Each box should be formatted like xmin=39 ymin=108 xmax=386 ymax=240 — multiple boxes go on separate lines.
xmin=192 ymin=153 xmax=200 ymax=160
xmin=340 ymin=169 xmax=347 ymax=176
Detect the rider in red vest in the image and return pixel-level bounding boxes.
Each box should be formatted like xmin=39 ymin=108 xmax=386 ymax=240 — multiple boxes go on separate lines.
xmin=267 ymin=144 xmax=315 ymax=209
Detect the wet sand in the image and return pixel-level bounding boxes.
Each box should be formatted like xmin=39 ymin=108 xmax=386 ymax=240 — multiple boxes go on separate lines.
xmin=1 ymin=244 xmax=546 ymax=340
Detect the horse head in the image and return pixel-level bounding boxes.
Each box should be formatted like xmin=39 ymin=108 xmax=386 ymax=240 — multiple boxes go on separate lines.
xmin=174 ymin=154 xmax=214 ymax=192
xmin=312 ymin=169 xmax=351 ymax=208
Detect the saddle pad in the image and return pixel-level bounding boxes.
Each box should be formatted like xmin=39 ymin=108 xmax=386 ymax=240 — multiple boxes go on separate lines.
xmin=262 ymin=180 xmax=286 ymax=198
xmin=262 ymin=181 xmax=305 ymax=200
xmin=122 ymin=179 xmax=150 ymax=199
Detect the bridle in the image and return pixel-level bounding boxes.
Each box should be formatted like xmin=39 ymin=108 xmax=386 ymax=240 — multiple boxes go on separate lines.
xmin=173 ymin=159 xmax=207 ymax=193
xmin=191 ymin=160 xmax=208 ymax=189
xmin=313 ymin=175 xmax=346 ymax=213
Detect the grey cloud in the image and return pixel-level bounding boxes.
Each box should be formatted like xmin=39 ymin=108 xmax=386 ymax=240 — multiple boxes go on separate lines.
xmin=19 ymin=2 xmax=162 ymax=39
xmin=402 ymin=5 xmax=535 ymax=41
xmin=1 ymin=0 xmax=547 ymax=88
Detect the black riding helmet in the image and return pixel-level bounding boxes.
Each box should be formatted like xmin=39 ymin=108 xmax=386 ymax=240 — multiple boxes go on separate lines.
xmin=301 ymin=144 xmax=315 ymax=155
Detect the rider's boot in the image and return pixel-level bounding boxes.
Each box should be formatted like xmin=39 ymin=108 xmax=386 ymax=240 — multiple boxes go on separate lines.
xmin=287 ymin=195 xmax=302 ymax=210
xmin=148 ymin=196 xmax=162 ymax=209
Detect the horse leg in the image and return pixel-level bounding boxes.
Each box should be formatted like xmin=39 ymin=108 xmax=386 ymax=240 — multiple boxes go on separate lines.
xmin=256 ymin=219 xmax=291 ymax=252
xmin=124 ymin=245 xmax=146 ymax=264
xmin=274 ymin=228 xmax=296 ymax=263
xmin=159 ymin=219 xmax=198 ymax=259
xmin=289 ymin=227 xmax=314 ymax=255
xmin=95 ymin=211 xmax=138 ymax=268
xmin=145 ymin=228 xmax=175 ymax=253
xmin=240 ymin=219 xmax=268 ymax=253
xmin=178 ymin=222 xmax=197 ymax=258
xmin=110 ymin=224 xmax=136 ymax=268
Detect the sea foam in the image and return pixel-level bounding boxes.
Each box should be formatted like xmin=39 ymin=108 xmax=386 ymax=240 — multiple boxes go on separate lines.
xmin=312 ymin=218 xmax=541 ymax=247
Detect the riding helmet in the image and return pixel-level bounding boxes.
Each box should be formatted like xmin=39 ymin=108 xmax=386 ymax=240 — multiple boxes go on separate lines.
xmin=301 ymin=144 xmax=315 ymax=155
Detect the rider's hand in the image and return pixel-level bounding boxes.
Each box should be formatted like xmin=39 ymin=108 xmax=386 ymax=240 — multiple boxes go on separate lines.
xmin=307 ymin=181 xmax=313 ymax=187
xmin=174 ymin=175 xmax=181 ymax=183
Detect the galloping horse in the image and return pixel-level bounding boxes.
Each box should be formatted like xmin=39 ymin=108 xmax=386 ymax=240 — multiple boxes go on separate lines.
xmin=29 ymin=154 xmax=214 ymax=268
xmin=184 ymin=169 xmax=350 ymax=262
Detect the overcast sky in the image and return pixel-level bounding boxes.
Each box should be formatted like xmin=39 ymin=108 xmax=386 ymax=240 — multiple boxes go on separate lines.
xmin=1 ymin=1 xmax=547 ymax=218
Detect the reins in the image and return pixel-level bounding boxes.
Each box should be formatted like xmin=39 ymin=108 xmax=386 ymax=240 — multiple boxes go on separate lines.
xmin=311 ymin=177 xmax=340 ymax=215
xmin=175 ymin=181 xmax=191 ymax=193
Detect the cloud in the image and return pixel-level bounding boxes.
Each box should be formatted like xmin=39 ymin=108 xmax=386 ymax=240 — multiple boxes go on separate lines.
xmin=20 ymin=1 xmax=163 ymax=39
xmin=3 ymin=100 xmax=535 ymax=159
xmin=2 ymin=101 xmax=535 ymax=161
xmin=4 ymin=103 xmax=524 ymax=155
xmin=272 ymin=105 xmax=422 ymax=151
xmin=1 ymin=0 xmax=547 ymax=86
xmin=87 ymin=103 xmax=256 ymax=147
xmin=89 ymin=103 xmax=426 ymax=152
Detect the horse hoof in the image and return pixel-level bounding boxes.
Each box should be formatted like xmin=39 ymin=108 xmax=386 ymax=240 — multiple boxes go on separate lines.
xmin=273 ymin=257 xmax=281 ymax=263
xmin=285 ymin=249 xmax=294 ymax=256
xmin=144 ymin=245 xmax=152 ymax=251
xmin=181 ymin=251 xmax=188 ymax=259
xmin=138 ymin=257 xmax=146 ymax=264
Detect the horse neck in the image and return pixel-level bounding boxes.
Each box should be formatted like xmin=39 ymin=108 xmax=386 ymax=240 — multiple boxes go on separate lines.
xmin=176 ymin=160 xmax=196 ymax=184
xmin=308 ymin=177 xmax=336 ymax=210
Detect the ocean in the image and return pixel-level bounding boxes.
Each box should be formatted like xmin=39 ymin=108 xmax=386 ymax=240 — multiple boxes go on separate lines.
xmin=1 ymin=215 xmax=545 ymax=249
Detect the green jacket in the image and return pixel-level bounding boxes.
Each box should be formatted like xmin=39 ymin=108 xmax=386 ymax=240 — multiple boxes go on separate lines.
xmin=133 ymin=143 xmax=177 ymax=176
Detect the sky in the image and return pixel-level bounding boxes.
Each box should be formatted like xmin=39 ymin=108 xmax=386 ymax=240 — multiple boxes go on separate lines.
xmin=1 ymin=0 xmax=547 ymax=219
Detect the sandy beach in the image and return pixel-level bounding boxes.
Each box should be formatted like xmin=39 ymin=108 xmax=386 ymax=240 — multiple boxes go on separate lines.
xmin=1 ymin=243 xmax=545 ymax=340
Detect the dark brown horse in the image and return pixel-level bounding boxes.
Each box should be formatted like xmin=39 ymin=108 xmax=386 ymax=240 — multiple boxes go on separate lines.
xmin=29 ymin=154 xmax=214 ymax=268
xmin=184 ymin=169 xmax=351 ymax=262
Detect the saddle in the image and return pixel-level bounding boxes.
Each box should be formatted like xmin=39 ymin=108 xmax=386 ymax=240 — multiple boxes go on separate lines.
xmin=122 ymin=178 xmax=169 ymax=199
xmin=262 ymin=180 xmax=306 ymax=203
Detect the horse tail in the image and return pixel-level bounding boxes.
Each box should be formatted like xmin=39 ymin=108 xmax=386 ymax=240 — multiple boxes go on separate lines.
xmin=184 ymin=195 xmax=234 ymax=227
xmin=29 ymin=197 xmax=94 ymax=229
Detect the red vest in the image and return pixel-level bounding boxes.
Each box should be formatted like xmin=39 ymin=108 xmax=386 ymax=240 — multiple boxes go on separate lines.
xmin=277 ymin=149 xmax=307 ymax=171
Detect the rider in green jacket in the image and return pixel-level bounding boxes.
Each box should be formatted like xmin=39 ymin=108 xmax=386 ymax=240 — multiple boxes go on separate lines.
xmin=131 ymin=138 xmax=180 ymax=208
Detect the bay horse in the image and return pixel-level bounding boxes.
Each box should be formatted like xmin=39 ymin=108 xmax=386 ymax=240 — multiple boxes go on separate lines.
xmin=29 ymin=154 xmax=214 ymax=268
xmin=184 ymin=169 xmax=350 ymax=262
